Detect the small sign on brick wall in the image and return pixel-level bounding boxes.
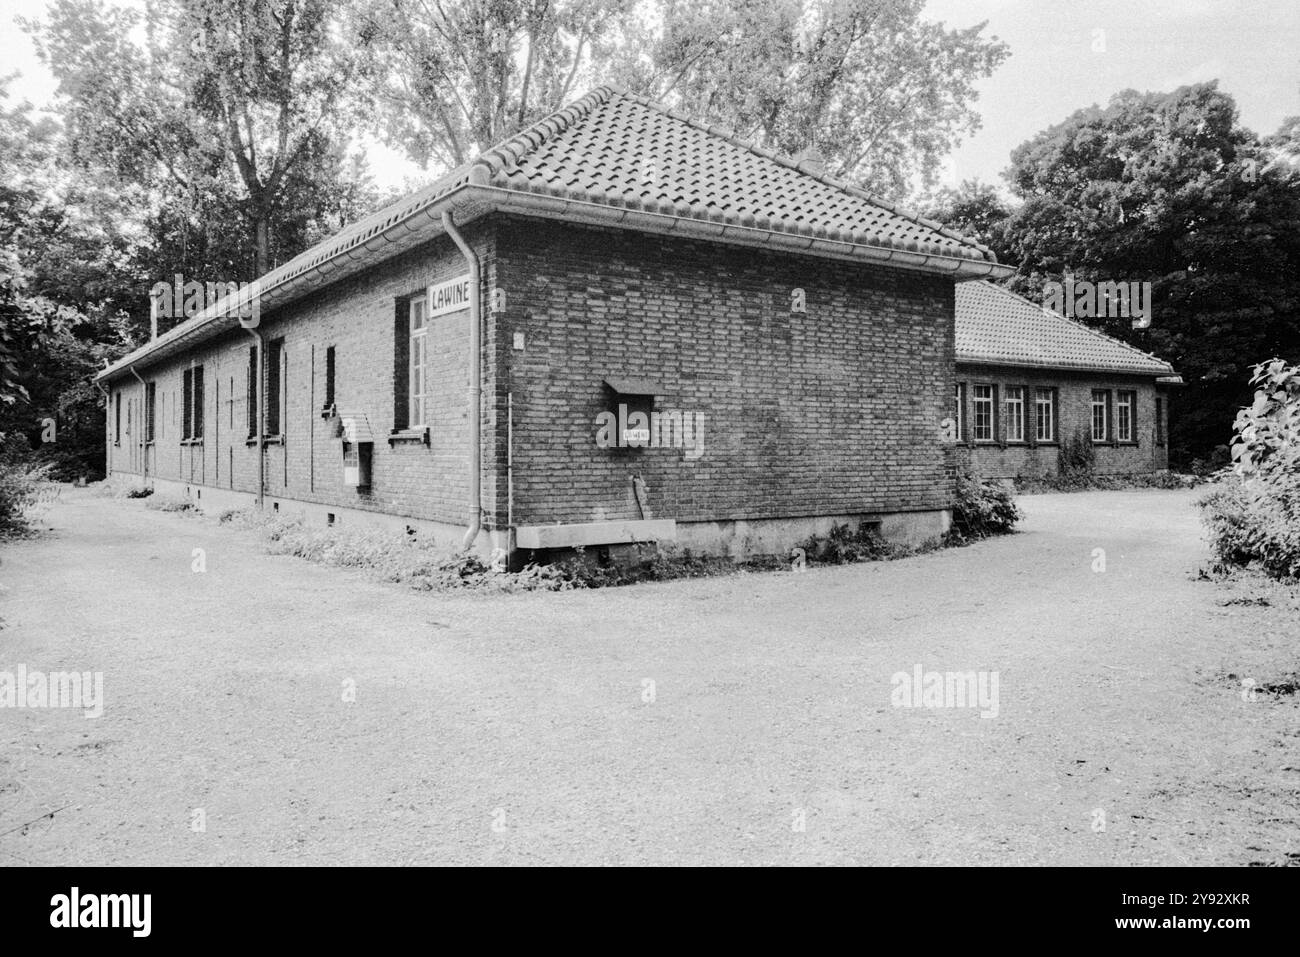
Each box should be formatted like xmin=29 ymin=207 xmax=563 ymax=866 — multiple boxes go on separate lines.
xmin=428 ymin=274 xmax=472 ymax=318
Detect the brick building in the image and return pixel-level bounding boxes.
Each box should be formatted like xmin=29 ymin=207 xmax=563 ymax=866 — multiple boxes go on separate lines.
xmin=954 ymin=281 xmax=1180 ymax=479
xmin=96 ymin=85 xmax=1016 ymax=561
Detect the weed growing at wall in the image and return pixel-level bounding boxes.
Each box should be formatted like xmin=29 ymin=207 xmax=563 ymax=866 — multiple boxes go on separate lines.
xmin=1015 ymin=470 xmax=1196 ymax=493
xmin=1058 ymin=427 xmax=1096 ymax=481
xmin=144 ymin=495 xmax=196 ymax=513
xmin=949 ymin=466 xmax=1022 ymax=542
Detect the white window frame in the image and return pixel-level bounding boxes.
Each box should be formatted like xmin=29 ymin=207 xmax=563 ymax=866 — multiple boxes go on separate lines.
xmin=1035 ymin=388 xmax=1055 ymax=443
xmin=409 ymin=297 xmax=428 ymax=428
xmin=1116 ymin=391 xmax=1134 ymax=443
xmin=1004 ymin=385 xmax=1025 ymax=443
xmin=1091 ymin=389 xmax=1110 ymax=442
xmin=972 ymin=384 xmax=994 ymax=442
xmin=954 ymin=383 xmax=965 ymax=441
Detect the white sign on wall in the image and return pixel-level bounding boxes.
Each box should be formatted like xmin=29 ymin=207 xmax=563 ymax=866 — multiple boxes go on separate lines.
xmin=427 ymin=274 xmax=472 ymax=318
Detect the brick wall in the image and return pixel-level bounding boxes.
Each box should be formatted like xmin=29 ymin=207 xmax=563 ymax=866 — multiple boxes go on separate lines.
xmin=107 ymin=222 xmax=494 ymax=526
xmin=953 ymin=363 xmax=1171 ymax=479
xmin=493 ymin=217 xmax=956 ymax=528
xmin=108 ymin=214 xmax=965 ymax=535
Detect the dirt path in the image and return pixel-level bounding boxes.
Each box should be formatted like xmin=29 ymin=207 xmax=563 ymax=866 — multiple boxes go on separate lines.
xmin=1 ymin=488 xmax=1296 ymax=865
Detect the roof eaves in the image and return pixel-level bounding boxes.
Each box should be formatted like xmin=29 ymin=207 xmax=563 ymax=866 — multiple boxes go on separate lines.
xmin=96 ymin=180 xmax=490 ymax=383
xmin=482 ymin=185 xmax=1012 ymax=279
xmin=968 ymin=280 xmax=1179 ymax=376
xmin=956 ymin=354 xmax=1175 ymax=376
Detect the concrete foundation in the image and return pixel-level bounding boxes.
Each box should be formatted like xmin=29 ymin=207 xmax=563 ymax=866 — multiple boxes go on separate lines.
xmin=108 ymin=469 xmax=950 ymax=565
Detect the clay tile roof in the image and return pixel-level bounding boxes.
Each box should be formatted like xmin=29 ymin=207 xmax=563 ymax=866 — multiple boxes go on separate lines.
xmin=956 ymin=280 xmax=1176 ymax=376
xmin=97 ymin=85 xmax=1006 ymax=382
xmin=471 ymin=85 xmax=997 ymax=264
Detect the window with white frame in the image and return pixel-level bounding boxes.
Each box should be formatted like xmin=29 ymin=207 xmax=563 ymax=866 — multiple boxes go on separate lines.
xmin=1091 ymin=389 xmax=1110 ymax=442
xmin=1116 ymin=390 xmax=1135 ymax=442
xmin=973 ymin=384 xmax=994 ymax=442
xmin=1004 ymin=385 xmax=1025 ymax=443
xmin=1035 ymin=387 xmax=1055 ymax=442
xmin=408 ymin=297 xmax=428 ymax=428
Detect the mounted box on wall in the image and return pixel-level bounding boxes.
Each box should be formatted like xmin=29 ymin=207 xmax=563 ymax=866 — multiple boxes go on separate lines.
xmin=337 ymin=411 xmax=374 ymax=488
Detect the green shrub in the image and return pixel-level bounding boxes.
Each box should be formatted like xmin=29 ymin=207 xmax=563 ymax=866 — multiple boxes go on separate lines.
xmin=1199 ymin=359 xmax=1300 ymax=580
xmin=1058 ymin=427 xmax=1096 ymax=480
xmin=220 ymin=507 xmax=582 ymax=592
xmin=1015 ymin=470 xmax=1197 ymax=493
xmin=145 ymin=495 xmax=196 ymax=513
xmin=950 ymin=466 xmax=1021 ymax=542
xmin=799 ymin=521 xmax=890 ymax=564
xmin=0 ymin=458 xmax=55 ymax=537
xmin=124 ymin=486 xmax=154 ymax=499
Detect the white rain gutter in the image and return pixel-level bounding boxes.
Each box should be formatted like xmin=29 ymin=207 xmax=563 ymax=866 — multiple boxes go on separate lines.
xmin=129 ymin=366 xmax=149 ymax=486
xmin=441 ymin=210 xmax=483 ymax=551
xmin=244 ymin=326 xmax=266 ymax=508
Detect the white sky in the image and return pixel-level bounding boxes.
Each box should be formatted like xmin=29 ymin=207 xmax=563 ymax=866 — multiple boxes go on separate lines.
xmin=3 ymin=0 xmax=1298 ymax=193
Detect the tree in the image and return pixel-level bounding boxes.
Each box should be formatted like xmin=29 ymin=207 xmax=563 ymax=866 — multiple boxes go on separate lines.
xmin=612 ymin=0 xmax=1009 ymax=199
xmin=917 ymin=179 xmax=1013 ymax=254
xmin=995 ymin=83 xmax=1300 ymax=464
xmin=354 ymin=0 xmax=1008 ymax=201
xmin=27 ymin=0 xmax=374 ymax=280
xmin=350 ymin=0 xmax=637 ymax=170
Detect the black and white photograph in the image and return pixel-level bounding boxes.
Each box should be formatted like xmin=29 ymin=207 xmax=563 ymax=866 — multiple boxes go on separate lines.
xmin=0 ymin=0 xmax=1296 ymax=919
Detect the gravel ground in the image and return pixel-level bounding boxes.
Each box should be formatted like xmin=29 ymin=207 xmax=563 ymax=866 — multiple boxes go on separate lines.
xmin=1 ymin=487 xmax=1297 ymax=866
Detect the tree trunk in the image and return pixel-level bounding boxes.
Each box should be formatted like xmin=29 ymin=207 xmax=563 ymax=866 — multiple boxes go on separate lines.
xmin=255 ymin=217 xmax=270 ymax=278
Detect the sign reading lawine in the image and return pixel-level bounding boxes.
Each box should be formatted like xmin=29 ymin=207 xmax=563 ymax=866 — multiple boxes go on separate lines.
xmin=428 ymin=274 xmax=472 ymax=318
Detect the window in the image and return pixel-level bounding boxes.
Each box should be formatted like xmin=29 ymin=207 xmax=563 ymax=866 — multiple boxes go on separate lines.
xmin=1116 ymin=390 xmax=1135 ymax=443
xmin=266 ymin=338 xmax=284 ymax=436
xmin=1091 ymin=389 xmax=1110 ymax=442
xmin=408 ymin=298 xmax=427 ymax=428
xmin=114 ymin=393 xmax=122 ymax=445
xmin=953 ymin=383 xmax=966 ymax=442
xmin=1004 ymin=385 xmax=1025 ymax=443
xmin=247 ymin=346 xmax=258 ymax=438
xmin=182 ymin=365 xmax=205 ymax=440
xmin=145 ymin=382 xmax=156 ymax=443
xmin=1034 ymin=388 xmax=1056 ymax=443
xmin=324 ymin=345 xmax=336 ymax=411
xmin=972 ymin=384 xmax=994 ymax=442
xmin=1155 ymin=397 xmax=1166 ymax=445
xmin=182 ymin=369 xmax=191 ymax=438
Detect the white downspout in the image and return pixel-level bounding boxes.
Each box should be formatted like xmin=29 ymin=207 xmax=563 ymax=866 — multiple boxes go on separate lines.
xmin=441 ymin=211 xmax=482 ymax=551
xmin=243 ymin=327 xmax=266 ymax=508
xmin=129 ymin=366 xmax=149 ymax=486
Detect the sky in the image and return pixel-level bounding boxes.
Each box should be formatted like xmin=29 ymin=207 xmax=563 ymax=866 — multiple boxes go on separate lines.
xmin=924 ymin=0 xmax=1300 ymax=190
xmin=2 ymin=0 xmax=1298 ymax=193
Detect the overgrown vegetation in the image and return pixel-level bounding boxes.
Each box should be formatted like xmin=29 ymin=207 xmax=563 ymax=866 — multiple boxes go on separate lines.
xmin=950 ymin=466 xmax=1022 ymax=542
xmin=219 ymin=508 xmax=582 ymax=592
xmin=0 ymin=457 xmax=56 ymax=537
xmin=1057 ymin=427 xmax=1096 ymax=480
xmin=1199 ymin=359 xmax=1300 ymax=580
xmin=144 ymin=494 xmax=195 ymax=512
xmin=1009 ymin=426 xmax=1197 ymax=492
xmin=1015 ymin=470 xmax=1196 ymax=493
xmin=199 ymin=468 xmax=1022 ymax=592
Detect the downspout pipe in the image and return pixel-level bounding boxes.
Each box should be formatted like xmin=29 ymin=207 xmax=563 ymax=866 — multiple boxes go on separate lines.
xmin=94 ymin=371 xmax=110 ymax=478
xmin=442 ymin=210 xmax=482 ymax=551
xmin=129 ymin=366 xmax=149 ymax=486
xmin=243 ymin=326 xmax=266 ymax=508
